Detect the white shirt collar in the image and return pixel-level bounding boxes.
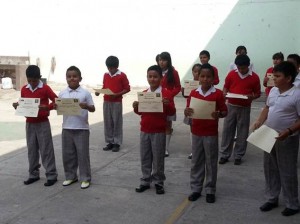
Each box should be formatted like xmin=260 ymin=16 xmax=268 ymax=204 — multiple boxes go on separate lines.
xmin=237 ymin=69 xmax=252 ymax=79
xmin=272 ymin=86 xmax=296 ymax=97
xmin=109 ymin=70 xmax=121 ymax=77
xmin=67 ymin=86 xmax=81 ymax=92
xmin=162 ymin=69 xmax=168 ymax=76
xmin=195 ymin=85 xmax=216 ymax=97
xmin=147 ymin=86 xmax=162 ymax=93
xmin=26 ymin=80 xmax=43 ymax=92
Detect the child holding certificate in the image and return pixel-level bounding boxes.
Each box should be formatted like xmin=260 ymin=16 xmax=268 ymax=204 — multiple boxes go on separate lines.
xmin=95 ymin=56 xmax=130 ymax=152
xmin=219 ymin=54 xmax=261 ymax=165
xmin=252 ymin=61 xmax=300 ymax=216
xmin=133 ymin=65 xmax=175 ymax=195
xmin=184 ymin=63 xmax=227 ymax=203
xmin=12 ymin=65 xmax=58 ymax=186
xmin=263 ymin=52 xmax=284 ymax=96
xmin=57 ymin=66 xmax=95 ymax=189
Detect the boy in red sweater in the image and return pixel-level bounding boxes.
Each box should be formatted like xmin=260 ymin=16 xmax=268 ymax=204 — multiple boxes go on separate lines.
xmin=219 ymin=54 xmax=261 ymax=165
xmin=12 ymin=65 xmax=58 ymax=186
xmin=95 ymin=56 xmax=130 ymax=152
xmin=199 ymin=50 xmax=220 ymax=85
xmin=185 ymin=63 xmax=227 ymax=203
xmin=133 ymin=65 xmax=175 ymax=195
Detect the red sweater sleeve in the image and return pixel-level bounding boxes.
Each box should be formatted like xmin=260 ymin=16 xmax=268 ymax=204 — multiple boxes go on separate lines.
xmin=213 ymin=66 xmax=220 ymax=85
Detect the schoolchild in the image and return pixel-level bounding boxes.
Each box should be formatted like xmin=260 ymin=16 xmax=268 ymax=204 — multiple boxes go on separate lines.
xmin=182 ymin=63 xmax=202 ymax=159
xmin=158 ymin=52 xmax=181 ymax=157
xmin=219 ymin=54 xmax=261 ymax=165
xmin=95 ymin=56 xmax=130 ymax=152
xmin=57 ymin=66 xmax=95 ymax=189
xmin=133 ymin=65 xmax=175 ymax=194
xmin=287 ymin=54 xmax=300 ymax=87
xmin=184 ymin=63 xmax=227 ymax=203
xmin=228 ymin=45 xmax=255 ymax=72
xmin=252 ymin=61 xmax=300 ymax=216
xmin=12 ymin=65 xmax=58 ymax=186
xmin=199 ymin=50 xmax=219 ymax=85
xmin=263 ymin=52 xmax=284 ymax=96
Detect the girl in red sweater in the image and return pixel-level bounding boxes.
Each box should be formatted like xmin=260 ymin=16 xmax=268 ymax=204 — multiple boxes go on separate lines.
xmin=158 ymin=52 xmax=181 ymax=157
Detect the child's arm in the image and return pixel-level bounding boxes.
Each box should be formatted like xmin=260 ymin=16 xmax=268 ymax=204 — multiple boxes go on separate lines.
xmin=132 ymin=101 xmax=141 ymax=115
xmin=251 ymin=106 xmax=269 ymax=131
xmin=277 ymin=118 xmax=300 ymax=141
xmin=79 ymin=103 xmax=95 ymax=112
xmin=41 ymin=85 xmax=58 ymax=111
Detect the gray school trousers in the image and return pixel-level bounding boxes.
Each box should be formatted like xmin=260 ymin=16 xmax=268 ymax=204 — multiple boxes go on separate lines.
xmin=140 ymin=132 xmax=166 ymax=186
xmin=62 ymin=129 xmax=91 ymax=182
xmin=264 ymin=135 xmax=299 ymax=210
xmin=220 ymin=104 xmax=251 ymax=160
xmin=190 ymin=134 xmax=218 ymax=194
xmin=26 ymin=121 xmax=57 ymax=180
xmin=103 ymin=101 xmax=123 ymax=145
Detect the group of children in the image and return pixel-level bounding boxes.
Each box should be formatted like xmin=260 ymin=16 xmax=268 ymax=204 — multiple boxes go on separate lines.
xmin=12 ymin=48 xmax=300 ymax=216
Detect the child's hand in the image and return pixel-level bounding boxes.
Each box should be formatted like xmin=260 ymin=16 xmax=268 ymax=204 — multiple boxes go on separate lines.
xmin=39 ymin=104 xmax=49 ymax=111
xmin=109 ymin=93 xmax=119 ymax=99
xmin=263 ymin=76 xmax=269 ymax=86
xmin=184 ymin=107 xmax=193 ymax=117
xmin=162 ymin=98 xmax=170 ymax=105
xmin=276 ymin=129 xmax=289 ymax=141
xmin=132 ymin=101 xmax=139 ymax=109
xmin=95 ymin=92 xmax=100 ymax=96
xmin=250 ymin=120 xmax=262 ymax=131
xmin=211 ymin=111 xmax=220 ymax=120
xmin=12 ymin=102 xmax=19 ymax=109
xmin=79 ymin=102 xmax=88 ymax=110
xmin=53 ymin=103 xmax=57 ymax=110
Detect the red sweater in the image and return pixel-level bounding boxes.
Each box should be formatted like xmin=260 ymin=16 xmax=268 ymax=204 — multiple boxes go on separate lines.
xmin=224 ymin=70 xmax=261 ymax=107
xmin=134 ymin=88 xmax=176 ymax=133
xmin=187 ymin=88 xmax=227 ymax=136
xmin=102 ymin=71 xmax=130 ymax=102
xmin=212 ymin=66 xmax=220 ymax=85
xmin=263 ymin=67 xmax=273 ymax=96
xmin=21 ymin=84 xmax=57 ymax=123
xmin=161 ymin=68 xmax=181 ymax=98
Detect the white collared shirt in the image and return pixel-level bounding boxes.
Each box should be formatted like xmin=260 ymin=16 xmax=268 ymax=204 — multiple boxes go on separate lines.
xmin=147 ymin=86 xmax=162 ymax=93
xmin=195 ymin=85 xmax=216 ymax=97
xmin=292 ymin=72 xmax=300 ymax=88
xmin=109 ymin=70 xmax=122 ymax=77
xmin=162 ymin=69 xmax=168 ymax=77
xmin=237 ymin=69 xmax=252 ymax=79
xmin=26 ymin=80 xmax=43 ymax=92
xmin=266 ymin=86 xmax=300 ymax=133
xmin=59 ymin=86 xmax=94 ymax=129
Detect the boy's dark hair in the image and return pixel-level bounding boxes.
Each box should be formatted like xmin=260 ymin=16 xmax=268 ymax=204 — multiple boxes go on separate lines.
xmin=287 ymin=54 xmax=300 ymax=66
xmin=192 ymin=63 xmax=202 ymax=71
xmin=200 ymin=63 xmax=214 ymax=77
xmin=199 ymin=50 xmax=210 ymax=59
xmin=272 ymin=52 xmax=284 ymax=60
xmin=235 ymin=45 xmax=247 ymax=54
xmin=273 ymin=61 xmax=297 ymax=83
xmin=159 ymin=52 xmax=174 ymax=84
xmin=147 ymin=65 xmax=162 ymax=77
xmin=235 ymin=54 xmax=250 ymax=67
xmin=66 ymin=66 xmax=81 ymax=77
xmin=26 ymin=65 xmax=41 ymax=78
xmin=106 ymin=56 xmax=119 ymax=68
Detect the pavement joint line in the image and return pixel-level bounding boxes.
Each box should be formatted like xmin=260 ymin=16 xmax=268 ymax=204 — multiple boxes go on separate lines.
xmin=164 ymin=198 xmax=191 ymax=224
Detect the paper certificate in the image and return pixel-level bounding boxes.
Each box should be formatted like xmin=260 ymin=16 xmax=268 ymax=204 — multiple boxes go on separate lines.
xmin=189 ymin=97 xmax=216 ymax=119
xmin=226 ymin=93 xmax=248 ymax=99
xmin=137 ymin=92 xmax=163 ymax=113
xmin=267 ymin=73 xmax=274 ymax=87
xmin=93 ymin=88 xmax=114 ymax=95
xmin=15 ymin=98 xmax=40 ymax=117
xmin=184 ymin=80 xmax=199 ymax=96
xmin=56 ymin=98 xmax=81 ymax=116
xmin=247 ymin=125 xmax=278 ymax=153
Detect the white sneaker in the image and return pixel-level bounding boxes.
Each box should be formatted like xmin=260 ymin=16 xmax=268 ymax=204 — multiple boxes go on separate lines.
xmin=62 ymin=179 xmax=78 ymax=186
xmin=165 ymin=150 xmax=169 ymax=157
xmin=81 ymin=181 xmax=90 ymax=189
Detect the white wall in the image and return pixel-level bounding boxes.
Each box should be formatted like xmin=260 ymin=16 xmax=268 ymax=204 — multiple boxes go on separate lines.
xmin=0 ymin=0 xmax=298 ymax=88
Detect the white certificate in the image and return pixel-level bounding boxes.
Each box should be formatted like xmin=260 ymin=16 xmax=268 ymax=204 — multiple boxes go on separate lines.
xmin=137 ymin=92 xmax=163 ymax=113
xmin=15 ymin=98 xmax=40 ymax=117
xmin=183 ymin=80 xmax=199 ymax=96
xmin=267 ymin=73 xmax=274 ymax=87
xmin=247 ymin=125 xmax=278 ymax=153
xmin=189 ymin=97 xmax=216 ymax=119
xmin=93 ymin=88 xmax=114 ymax=95
xmin=56 ymin=98 xmax=81 ymax=116
xmin=226 ymin=93 xmax=248 ymax=99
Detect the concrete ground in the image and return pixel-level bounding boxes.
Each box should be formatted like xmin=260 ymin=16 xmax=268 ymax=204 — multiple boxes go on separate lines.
xmin=0 ymin=83 xmax=299 ymax=224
